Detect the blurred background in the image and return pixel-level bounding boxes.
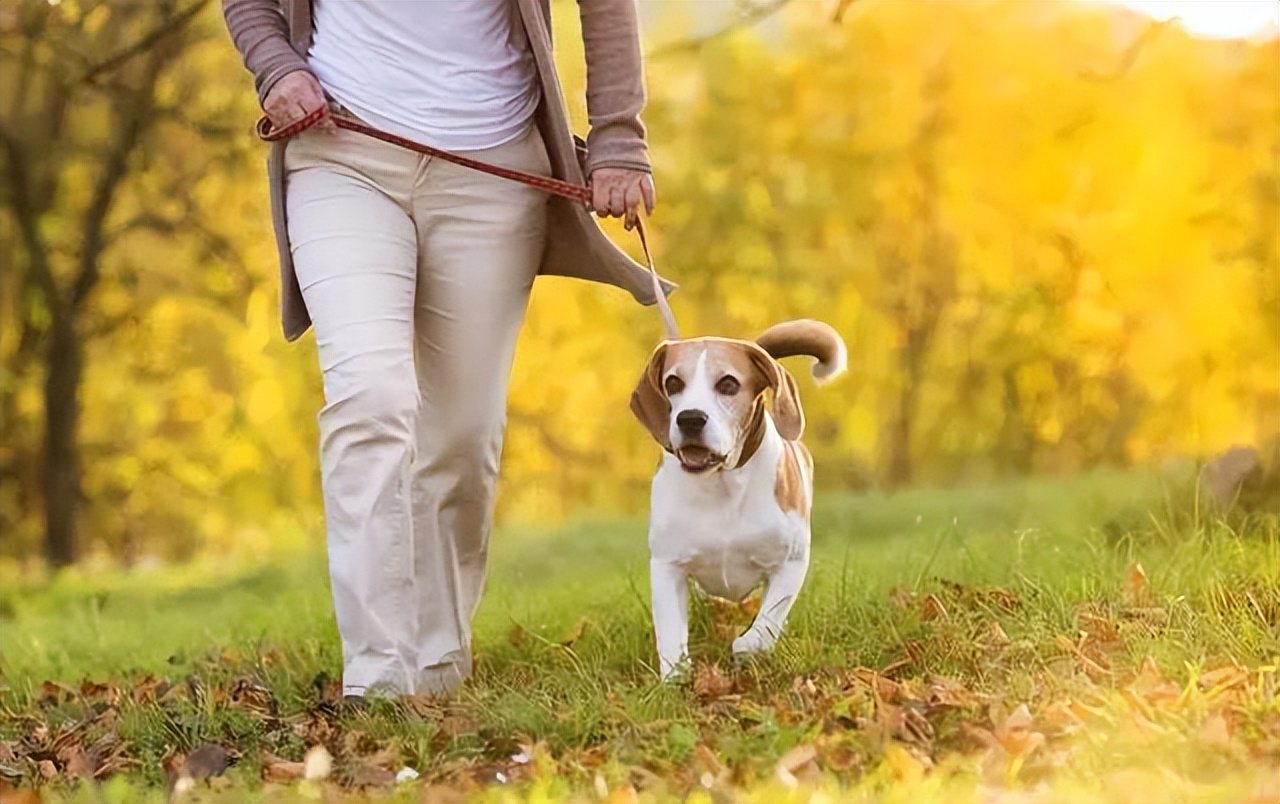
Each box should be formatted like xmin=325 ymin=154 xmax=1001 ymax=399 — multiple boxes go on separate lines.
xmin=1 ymin=0 xmax=1277 ymax=571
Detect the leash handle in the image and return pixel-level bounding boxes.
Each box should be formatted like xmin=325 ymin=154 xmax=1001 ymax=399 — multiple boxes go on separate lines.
xmin=257 ymin=109 xmax=677 ymax=336
xmin=634 ymin=214 xmax=680 ymax=342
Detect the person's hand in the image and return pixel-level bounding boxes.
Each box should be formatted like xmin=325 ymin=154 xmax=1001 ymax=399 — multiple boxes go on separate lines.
xmin=590 ymin=168 xmax=656 ymax=230
xmin=263 ymin=70 xmax=335 ymax=133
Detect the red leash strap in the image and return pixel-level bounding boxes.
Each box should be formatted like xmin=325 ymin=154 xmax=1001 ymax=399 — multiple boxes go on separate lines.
xmin=256 ymin=108 xmax=679 ymax=339
xmin=256 ymin=109 xmax=592 ymax=204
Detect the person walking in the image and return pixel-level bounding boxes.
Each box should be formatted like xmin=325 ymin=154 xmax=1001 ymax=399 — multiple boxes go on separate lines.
xmin=221 ymin=0 xmax=670 ymax=699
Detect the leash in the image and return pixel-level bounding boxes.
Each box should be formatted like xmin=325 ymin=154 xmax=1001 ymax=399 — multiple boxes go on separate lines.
xmin=257 ymin=107 xmax=680 ymax=341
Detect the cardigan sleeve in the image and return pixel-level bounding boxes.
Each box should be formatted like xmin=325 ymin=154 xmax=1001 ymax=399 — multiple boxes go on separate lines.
xmin=577 ymin=0 xmax=652 ymax=175
xmin=221 ymin=0 xmax=312 ymax=108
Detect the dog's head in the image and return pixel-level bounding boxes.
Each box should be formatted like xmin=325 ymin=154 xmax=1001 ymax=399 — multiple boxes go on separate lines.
xmin=630 ymin=337 xmax=804 ymax=474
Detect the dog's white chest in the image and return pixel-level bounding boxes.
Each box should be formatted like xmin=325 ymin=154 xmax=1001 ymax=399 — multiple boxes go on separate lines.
xmin=648 ymin=456 xmax=807 ymax=601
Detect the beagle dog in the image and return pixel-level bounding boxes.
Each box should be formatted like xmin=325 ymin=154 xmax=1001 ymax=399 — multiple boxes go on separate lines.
xmin=630 ymin=320 xmax=847 ymax=679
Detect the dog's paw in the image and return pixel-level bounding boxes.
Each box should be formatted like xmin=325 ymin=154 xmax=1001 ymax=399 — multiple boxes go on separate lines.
xmin=731 ymin=629 xmax=778 ymax=656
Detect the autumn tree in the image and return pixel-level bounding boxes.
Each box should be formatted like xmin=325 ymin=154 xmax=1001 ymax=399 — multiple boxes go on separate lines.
xmin=0 ymin=0 xmax=284 ymax=565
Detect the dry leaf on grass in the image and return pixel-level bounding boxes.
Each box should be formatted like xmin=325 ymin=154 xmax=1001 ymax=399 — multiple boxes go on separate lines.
xmin=1123 ymin=561 xmax=1154 ymax=607
xmin=560 ymin=617 xmax=590 ymax=648
xmin=607 ymin=782 xmax=639 ymax=804
xmin=1200 ymin=713 xmax=1233 ymax=746
xmin=775 ymin=743 xmax=819 ymax=788
xmin=982 ymin=621 xmax=1011 ymax=650
xmin=0 ymin=779 xmax=43 ymax=804
xmin=692 ymin=662 xmax=734 ymax=700
xmin=920 ymin=593 xmax=948 ymax=621
xmin=261 ymin=751 xmax=305 ymax=784
xmin=996 ymin=704 xmax=1045 ymax=757
xmin=889 ymin=586 xmax=915 ymax=609
xmin=851 ymin=667 xmax=903 ymax=703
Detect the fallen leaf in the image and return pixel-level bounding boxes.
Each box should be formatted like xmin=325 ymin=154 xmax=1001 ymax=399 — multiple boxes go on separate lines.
xmin=78 ymin=680 xmax=116 ymax=702
xmin=692 ymin=662 xmax=733 ymax=699
xmin=1198 ymin=664 xmax=1249 ymax=694
xmin=420 ymin=784 xmax=468 ymax=804
xmin=507 ymin=624 xmax=528 ymax=648
xmin=311 ymin=672 xmax=343 ymax=707
xmin=607 ymin=783 xmax=639 ymax=804
xmin=1123 ymin=562 xmax=1152 ymax=606
xmin=889 ymin=586 xmax=915 ymax=609
xmin=879 ymin=657 xmax=912 ymax=677
xmin=0 ymin=780 xmax=44 ymax=804
xmin=692 ymin=743 xmax=725 ymax=779
xmin=38 ymin=681 xmax=75 ymax=706
xmin=920 ymin=593 xmax=948 ymax=621
xmin=813 ymin=733 xmax=863 ymax=773
xmin=36 ymin=761 xmax=56 ymax=780
xmin=560 ymin=617 xmax=590 ymax=647
xmin=261 ymin=751 xmax=305 ymax=783
xmin=1200 ymin=713 xmax=1232 ymax=746
xmin=349 ymin=763 xmax=396 ymax=788
xmin=62 ymin=748 xmax=94 ymax=781
xmin=852 ymin=668 xmax=902 ymax=703
xmin=229 ymin=678 xmax=276 ymax=719
xmin=982 ymin=621 xmax=1011 ymax=649
xmin=996 ymin=704 xmax=1046 ymax=758
xmin=775 ymin=743 xmax=818 ymax=788
xmin=1075 ymin=601 xmax=1119 ymax=640
xmin=926 ymin=675 xmax=981 ymax=710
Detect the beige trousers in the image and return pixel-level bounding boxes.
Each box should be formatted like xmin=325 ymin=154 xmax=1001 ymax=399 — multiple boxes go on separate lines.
xmin=284 ymin=122 xmax=550 ymax=697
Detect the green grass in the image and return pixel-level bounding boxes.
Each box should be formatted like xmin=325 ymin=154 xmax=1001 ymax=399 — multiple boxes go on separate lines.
xmin=2 ymin=469 xmax=1278 ymax=803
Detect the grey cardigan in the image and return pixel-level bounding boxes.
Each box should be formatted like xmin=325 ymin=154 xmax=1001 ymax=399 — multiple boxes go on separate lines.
xmin=221 ymin=0 xmax=673 ymax=341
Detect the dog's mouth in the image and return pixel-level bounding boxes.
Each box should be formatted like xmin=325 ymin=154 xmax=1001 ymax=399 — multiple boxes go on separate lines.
xmin=676 ymin=445 xmax=726 ymax=474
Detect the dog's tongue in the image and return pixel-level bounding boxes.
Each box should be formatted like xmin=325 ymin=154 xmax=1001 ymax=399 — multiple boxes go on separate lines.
xmin=678 ymin=446 xmax=718 ymax=472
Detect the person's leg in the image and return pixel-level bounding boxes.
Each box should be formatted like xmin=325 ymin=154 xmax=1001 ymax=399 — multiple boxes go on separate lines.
xmin=285 ymin=129 xmax=424 ymax=697
xmin=408 ymin=123 xmax=551 ymax=695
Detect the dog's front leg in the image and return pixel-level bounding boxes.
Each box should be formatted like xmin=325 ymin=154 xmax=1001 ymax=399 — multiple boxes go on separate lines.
xmin=733 ymin=553 xmax=809 ymax=657
xmin=649 ymin=558 xmax=690 ymax=681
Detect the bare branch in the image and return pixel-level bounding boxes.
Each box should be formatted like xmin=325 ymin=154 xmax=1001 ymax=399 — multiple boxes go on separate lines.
xmin=831 ymin=0 xmax=860 ymax=24
xmin=1080 ymin=20 xmax=1170 ymax=83
xmin=71 ymin=49 xmax=169 ymax=312
xmin=646 ymin=0 xmax=791 ymax=60
xmin=80 ymin=0 xmax=212 ymax=85
xmin=0 ymin=122 xmax=63 ymax=320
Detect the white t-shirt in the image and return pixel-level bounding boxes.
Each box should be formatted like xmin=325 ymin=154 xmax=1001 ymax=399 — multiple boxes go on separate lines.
xmin=308 ymin=0 xmax=541 ymax=152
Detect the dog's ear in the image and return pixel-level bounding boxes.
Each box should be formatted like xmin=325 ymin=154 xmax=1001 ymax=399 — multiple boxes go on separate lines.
xmin=630 ymin=343 xmax=671 ymax=449
xmin=746 ymin=345 xmax=805 ymax=441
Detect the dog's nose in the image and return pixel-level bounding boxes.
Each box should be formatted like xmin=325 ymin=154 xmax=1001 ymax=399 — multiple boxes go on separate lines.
xmin=676 ymin=409 xmax=708 ymax=434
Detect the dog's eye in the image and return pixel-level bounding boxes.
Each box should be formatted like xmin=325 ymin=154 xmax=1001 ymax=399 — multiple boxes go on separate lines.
xmin=664 ymin=375 xmax=685 ymax=395
xmin=715 ymin=376 xmax=741 ymax=396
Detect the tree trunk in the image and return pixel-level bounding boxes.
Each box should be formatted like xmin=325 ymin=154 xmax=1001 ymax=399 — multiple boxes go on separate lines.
xmin=885 ymin=325 xmax=929 ymax=487
xmin=42 ymin=315 xmax=83 ymax=568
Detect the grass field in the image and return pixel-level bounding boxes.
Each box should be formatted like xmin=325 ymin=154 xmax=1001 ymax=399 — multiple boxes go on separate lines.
xmin=1 ymin=469 xmax=1277 ymax=803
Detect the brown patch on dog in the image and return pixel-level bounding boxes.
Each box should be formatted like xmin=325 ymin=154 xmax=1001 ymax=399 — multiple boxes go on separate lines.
xmin=630 ymin=342 xmax=673 ymax=449
xmin=775 ymin=440 xmax=813 ymax=517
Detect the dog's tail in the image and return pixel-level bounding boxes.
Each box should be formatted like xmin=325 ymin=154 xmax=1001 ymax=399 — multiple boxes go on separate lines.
xmin=756 ymin=320 xmax=847 ymax=384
